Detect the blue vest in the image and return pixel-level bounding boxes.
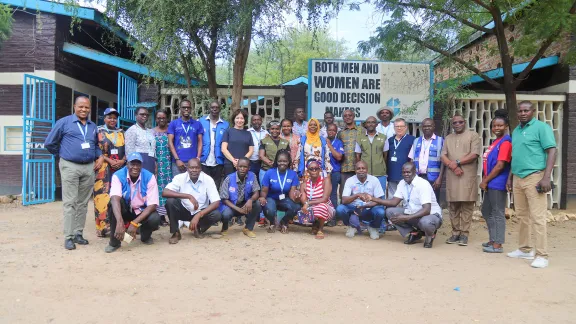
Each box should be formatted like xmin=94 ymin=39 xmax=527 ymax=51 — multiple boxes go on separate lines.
xmin=486 ymin=135 xmax=511 ymax=191
xmin=219 ymin=171 xmax=256 ymax=212
xmin=199 ymin=116 xmax=229 ymax=165
xmin=412 ymin=136 xmax=443 ymax=182
xmin=115 ymin=166 xmax=154 ymax=207
xmin=298 ymin=135 xmax=327 ymax=177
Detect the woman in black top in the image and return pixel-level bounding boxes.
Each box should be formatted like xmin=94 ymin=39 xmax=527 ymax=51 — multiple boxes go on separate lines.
xmin=222 ymin=109 xmax=254 ymax=176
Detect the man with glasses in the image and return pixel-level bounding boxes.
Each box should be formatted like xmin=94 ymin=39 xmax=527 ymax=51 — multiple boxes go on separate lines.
xmin=337 ymin=109 xmax=362 ymax=197
xmin=408 ymin=118 xmax=444 ymax=200
xmin=248 ymin=114 xmax=268 ymax=181
xmin=199 ymin=101 xmax=229 ymax=188
xmin=386 ymin=118 xmax=415 ymax=198
xmin=168 ymin=99 xmax=204 ymax=175
xmin=355 ymin=116 xmax=389 ymax=195
xmin=441 ymin=113 xmax=481 ymax=246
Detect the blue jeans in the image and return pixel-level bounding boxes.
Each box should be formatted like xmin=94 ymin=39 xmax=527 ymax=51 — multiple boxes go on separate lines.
xmin=221 ymin=200 xmax=261 ymax=231
xmin=259 ymin=169 xmax=267 ymax=185
xmin=335 ymin=204 xmax=385 ymax=229
xmin=377 ymin=175 xmax=387 ymax=194
xmin=330 ymin=171 xmax=341 ymax=209
xmin=263 ymin=197 xmax=301 ymax=225
xmin=250 ymin=161 xmax=261 ymax=184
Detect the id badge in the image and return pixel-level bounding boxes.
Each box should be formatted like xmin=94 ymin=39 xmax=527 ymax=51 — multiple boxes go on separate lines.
xmin=279 ymin=194 xmax=286 ymax=200
xmin=81 ymin=142 xmax=90 ymax=149
xmin=391 ymin=156 xmax=398 ymax=162
xmin=182 ymin=143 xmax=191 ymax=148
xmin=110 ymin=149 xmax=119 ymax=155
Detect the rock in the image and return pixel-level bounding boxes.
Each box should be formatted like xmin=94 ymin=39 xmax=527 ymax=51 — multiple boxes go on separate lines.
xmin=0 ymin=195 xmax=14 ymax=204
xmin=566 ymin=213 xmax=576 ymax=221
xmin=505 ymin=208 xmax=515 ymax=219
xmin=472 ymin=210 xmax=483 ymax=221
xmin=546 ymin=211 xmax=555 ymax=223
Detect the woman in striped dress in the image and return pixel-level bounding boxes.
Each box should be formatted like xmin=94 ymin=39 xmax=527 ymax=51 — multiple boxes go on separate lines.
xmin=299 ymin=159 xmax=334 ymax=239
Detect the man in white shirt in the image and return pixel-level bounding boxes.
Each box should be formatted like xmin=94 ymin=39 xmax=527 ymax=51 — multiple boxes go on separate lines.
xmin=247 ymin=114 xmax=269 ymax=181
xmin=334 ymin=160 xmax=386 ymax=240
xmin=370 ymin=162 xmax=442 ymax=248
xmin=163 ymin=158 xmax=222 ymax=243
xmin=375 ymin=106 xmax=395 ymax=139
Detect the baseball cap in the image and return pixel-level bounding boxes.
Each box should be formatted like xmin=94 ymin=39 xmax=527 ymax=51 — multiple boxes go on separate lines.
xmin=127 ymin=152 xmax=143 ymax=162
xmin=376 ymin=106 xmax=394 ymax=117
xmin=104 ymin=108 xmax=119 ymax=116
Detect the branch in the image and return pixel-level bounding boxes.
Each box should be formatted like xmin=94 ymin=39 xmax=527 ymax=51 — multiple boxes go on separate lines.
xmin=407 ymin=35 xmax=503 ymax=89
xmin=397 ymin=2 xmax=493 ymax=33
xmin=513 ymin=0 xmax=576 ymax=87
xmin=470 ymin=0 xmax=491 ymax=11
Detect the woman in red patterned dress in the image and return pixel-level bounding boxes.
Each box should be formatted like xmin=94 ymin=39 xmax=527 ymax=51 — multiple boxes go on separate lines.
xmin=299 ymin=159 xmax=334 ymax=239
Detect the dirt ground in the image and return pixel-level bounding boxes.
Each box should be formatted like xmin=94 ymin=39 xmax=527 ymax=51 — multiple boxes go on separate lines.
xmin=1 ymin=202 xmax=575 ymax=324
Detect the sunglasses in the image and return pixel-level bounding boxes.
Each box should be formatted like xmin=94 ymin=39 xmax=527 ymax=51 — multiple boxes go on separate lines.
xmin=308 ymin=167 xmax=320 ymax=171
xmin=452 ymin=121 xmax=465 ymax=125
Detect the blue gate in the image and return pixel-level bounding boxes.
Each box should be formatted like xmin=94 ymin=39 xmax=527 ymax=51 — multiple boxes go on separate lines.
xmin=118 ymin=72 xmax=138 ymax=129
xmin=22 ymin=74 xmax=56 ymax=205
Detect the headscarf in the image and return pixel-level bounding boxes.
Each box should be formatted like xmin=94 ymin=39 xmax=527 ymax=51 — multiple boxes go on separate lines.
xmin=305 ymin=118 xmax=322 ymax=147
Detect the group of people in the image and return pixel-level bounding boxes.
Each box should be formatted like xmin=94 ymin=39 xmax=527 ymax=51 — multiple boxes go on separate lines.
xmin=45 ymin=97 xmax=556 ymax=268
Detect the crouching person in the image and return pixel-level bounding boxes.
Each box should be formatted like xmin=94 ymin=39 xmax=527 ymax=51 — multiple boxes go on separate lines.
xmin=372 ymin=162 xmax=442 ymax=248
xmin=163 ymin=158 xmax=222 ymax=243
xmin=219 ymin=157 xmax=262 ymax=238
xmin=105 ymin=152 xmax=161 ymax=253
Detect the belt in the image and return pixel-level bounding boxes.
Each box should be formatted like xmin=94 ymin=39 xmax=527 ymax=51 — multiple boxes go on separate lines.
xmin=64 ymin=159 xmax=93 ymax=165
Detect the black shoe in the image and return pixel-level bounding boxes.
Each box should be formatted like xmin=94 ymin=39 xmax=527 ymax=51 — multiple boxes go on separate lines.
xmin=404 ymin=231 xmax=423 ymax=244
xmin=64 ymin=239 xmax=76 ymax=250
xmin=104 ymin=244 xmax=120 ymax=253
xmin=142 ymin=237 xmax=154 ymax=245
xmin=446 ymin=235 xmax=460 ymax=244
xmin=326 ymin=220 xmax=336 ymax=227
xmin=386 ymin=224 xmax=397 ymax=231
xmin=458 ymin=235 xmax=468 ymax=246
xmin=423 ymin=236 xmax=434 ymax=248
xmin=73 ymin=234 xmax=89 ymax=245
xmin=236 ymin=217 xmax=244 ymax=226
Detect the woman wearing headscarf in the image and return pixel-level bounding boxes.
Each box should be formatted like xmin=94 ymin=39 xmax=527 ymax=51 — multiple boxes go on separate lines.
xmin=297 ymin=118 xmax=332 ymax=177
xmin=279 ymin=119 xmax=301 ymax=171
xmin=93 ymin=108 xmax=126 ymax=237
xmin=298 ymin=159 xmax=334 ymax=239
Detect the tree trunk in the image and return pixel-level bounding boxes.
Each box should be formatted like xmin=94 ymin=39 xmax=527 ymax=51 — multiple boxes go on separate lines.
xmin=230 ymin=11 xmax=254 ymax=111
xmin=504 ymin=85 xmax=518 ymax=130
xmin=205 ymin=57 xmax=218 ymax=99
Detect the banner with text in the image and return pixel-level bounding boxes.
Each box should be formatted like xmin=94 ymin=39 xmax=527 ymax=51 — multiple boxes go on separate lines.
xmin=308 ymin=59 xmax=432 ymax=122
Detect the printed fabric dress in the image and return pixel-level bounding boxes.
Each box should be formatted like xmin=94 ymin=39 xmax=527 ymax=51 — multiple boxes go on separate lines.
xmin=304 ymin=176 xmax=334 ymax=221
xmin=154 ymin=130 xmax=172 ymax=216
xmin=280 ymin=133 xmax=301 ymax=171
xmin=302 ymin=142 xmax=332 ymax=178
xmin=94 ymin=127 xmax=125 ymax=236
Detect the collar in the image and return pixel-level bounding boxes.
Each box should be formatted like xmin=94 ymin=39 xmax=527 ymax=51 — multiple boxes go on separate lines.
xmin=355 ymin=175 xmax=370 ymax=185
xmin=379 ymin=121 xmax=393 ymax=127
xmin=395 ymin=133 xmax=407 ymax=140
xmin=180 ymin=117 xmax=193 ymax=123
xmin=365 ymin=131 xmax=379 ymax=137
xmin=235 ymin=172 xmax=248 ymax=183
xmin=294 ymin=120 xmax=306 ymax=127
xmin=186 ymin=172 xmax=205 ymax=184
xmin=73 ymin=114 xmax=93 ymax=125
xmin=422 ymin=133 xmax=437 ymax=141
xmin=126 ymin=172 xmax=141 ymax=184
xmin=248 ymin=127 xmax=266 ymax=133
xmin=520 ymin=117 xmax=537 ymax=128
xmin=205 ymin=115 xmax=224 ymax=123
xmin=344 ymin=124 xmax=358 ymax=130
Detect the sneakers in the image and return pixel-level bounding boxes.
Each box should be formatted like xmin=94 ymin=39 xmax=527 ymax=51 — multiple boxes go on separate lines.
xmin=483 ymin=245 xmax=503 ymax=253
xmin=345 ymin=226 xmax=356 ymax=238
xmin=482 ymin=241 xmax=493 ymax=247
xmin=104 ymin=244 xmax=120 ymax=253
xmin=507 ymin=249 xmax=535 ymax=260
xmin=458 ymin=235 xmax=468 ymax=246
xmin=242 ymin=228 xmax=256 ymax=238
xmin=367 ymin=227 xmax=380 ymax=240
xmin=530 ymin=257 xmax=549 ymax=268
xmin=446 ymin=235 xmax=460 ymax=244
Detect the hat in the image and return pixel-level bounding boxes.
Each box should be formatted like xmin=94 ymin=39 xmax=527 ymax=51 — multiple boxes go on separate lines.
xmin=376 ymin=106 xmax=394 ymax=117
xmin=104 ymin=108 xmax=119 ymax=116
xmin=127 ymin=152 xmax=143 ymax=162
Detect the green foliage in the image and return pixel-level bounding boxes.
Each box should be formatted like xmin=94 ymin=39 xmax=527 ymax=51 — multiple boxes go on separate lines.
xmin=0 ymin=4 xmax=13 ymax=45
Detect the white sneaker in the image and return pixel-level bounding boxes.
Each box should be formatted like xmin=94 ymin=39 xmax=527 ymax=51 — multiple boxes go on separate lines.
xmin=367 ymin=227 xmax=380 ymax=240
xmin=507 ymin=249 xmax=535 ymax=260
xmin=531 ymin=257 xmax=549 ymax=268
xmin=345 ymin=226 xmax=356 ymax=238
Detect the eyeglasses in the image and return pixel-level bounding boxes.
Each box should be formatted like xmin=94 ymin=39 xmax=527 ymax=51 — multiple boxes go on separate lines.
xmin=269 ymin=121 xmax=281 ymax=127
xmin=452 ymin=121 xmax=465 ymax=125
xmin=180 ymin=107 xmax=192 ymax=111
xmin=394 ymin=125 xmax=406 ymax=128
xmin=308 ymin=167 xmax=320 ymax=171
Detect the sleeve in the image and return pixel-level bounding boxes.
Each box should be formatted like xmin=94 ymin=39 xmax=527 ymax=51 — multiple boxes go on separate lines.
xmin=109 ymin=174 xmax=122 ymax=197
xmin=337 ymin=141 xmax=345 ymax=153
xmin=539 ymin=123 xmax=557 ymax=150
xmin=419 ymin=183 xmax=433 ymax=205
xmin=471 ymin=133 xmax=482 ymax=156
xmin=383 ymin=139 xmax=389 ymax=152
xmin=167 ymin=121 xmax=176 ymax=135
xmin=408 ymin=143 xmax=415 ymax=159
xmin=149 ymin=130 xmax=156 ymax=154
xmin=497 ymin=141 xmax=512 ymax=162
xmin=342 ymin=178 xmax=353 ymax=197
xmin=164 ymin=175 xmax=181 ymax=192
xmin=441 ymin=137 xmax=448 ymax=156
xmin=259 ymin=143 xmax=266 ymax=150
xmin=146 ymin=175 xmax=160 ymax=206
xmin=94 ymin=126 xmax=102 ymax=157
xmin=394 ymin=181 xmax=405 ymax=200
xmin=324 ymin=145 xmax=333 ymax=173
xmin=222 ymin=129 xmax=230 ymax=143
xmin=124 ymin=127 xmax=135 ymax=156
xmin=355 ymin=143 xmax=361 ymax=153
xmin=219 ymin=176 xmax=230 ymax=200
xmin=291 ymin=172 xmax=300 ymax=187
xmin=44 ymin=119 xmax=63 ymax=156
xmin=261 ymin=170 xmax=271 ymax=188
xmin=206 ymin=178 xmax=221 ymax=203
xmin=196 ymin=122 xmax=205 ymax=135
xmin=373 ymin=179 xmax=385 ymax=198
xmin=252 ymin=176 xmax=261 ymax=192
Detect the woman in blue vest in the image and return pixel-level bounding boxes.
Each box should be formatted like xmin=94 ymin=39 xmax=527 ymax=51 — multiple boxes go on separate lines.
xmin=259 ymin=149 xmax=301 ymax=234
xmin=297 ymin=118 xmax=332 ymax=177
xmin=480 ymin=110 xmax=512 ymax=253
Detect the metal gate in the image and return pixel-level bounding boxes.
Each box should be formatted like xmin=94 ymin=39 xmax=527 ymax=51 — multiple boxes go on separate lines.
xmin=117 ymin=72 xmax=138 ymax=129
xmin=22 ymin=74 xmax=56 ymax=205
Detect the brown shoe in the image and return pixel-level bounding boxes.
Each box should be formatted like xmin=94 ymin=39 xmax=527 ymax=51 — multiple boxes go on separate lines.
xmin=169 ymin=231 xmax=182 ymax=244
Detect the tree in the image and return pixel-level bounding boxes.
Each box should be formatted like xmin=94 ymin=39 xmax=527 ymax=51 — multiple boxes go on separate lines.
xmin=360 ymin=0 xmax=576 ymax=127
xmin=0 ymin=4 xmax=13 ymax=46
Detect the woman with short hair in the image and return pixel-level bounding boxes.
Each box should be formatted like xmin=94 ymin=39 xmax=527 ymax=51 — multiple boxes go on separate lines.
xmin=298 ymin=159 xmax=334 ymax=239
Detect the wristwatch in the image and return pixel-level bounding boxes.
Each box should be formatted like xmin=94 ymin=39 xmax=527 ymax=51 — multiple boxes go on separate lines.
xmin=456 ymin=159 xmax=461 ymax=167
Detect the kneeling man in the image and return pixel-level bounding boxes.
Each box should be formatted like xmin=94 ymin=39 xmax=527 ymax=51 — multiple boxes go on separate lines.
xmin=219 ymin=157 xmax=262 ymax=238
xmin=106 ymin=152 xmax=161 ymax=253
xmin=372 ymin=162 xmax=442 ymax=248
xmin=335 ymin=160 xmax=386 ymax=240
xmin=163 ymin=158 xmax=222 ymax=243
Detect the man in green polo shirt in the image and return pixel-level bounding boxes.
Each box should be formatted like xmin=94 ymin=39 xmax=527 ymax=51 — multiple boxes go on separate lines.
xmin=506 ymin=101 xmax=556 ymax=269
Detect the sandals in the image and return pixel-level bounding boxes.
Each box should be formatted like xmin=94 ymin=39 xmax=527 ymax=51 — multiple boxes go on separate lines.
xmin=96 ymin=228 xmax=109 ymax=238
xmin=279 ymin=224 xmax=289 ymax=234
xmin=315 ymin=231 xmax=325 ymax=240
xmin=267 ymin=225 xmax=276 ymax=233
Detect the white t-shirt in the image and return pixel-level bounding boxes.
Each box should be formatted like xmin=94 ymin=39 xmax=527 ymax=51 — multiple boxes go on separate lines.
xmin=165 ymin=171 xmax=221 ymax=215
xmin=248 ymin=127 xmax=269 ymax=161
xmin=394 ymin=176 xmax=442 ymax=217
xmin=204 ymin=116 xmax=223 ymax=167
xmin=342 ymin=174 xmax=385 ymax=206
xmin=376 ymin=121 xmax=395 ymax=139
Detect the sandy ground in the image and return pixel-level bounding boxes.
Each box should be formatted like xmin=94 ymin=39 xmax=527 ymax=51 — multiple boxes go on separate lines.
xmin=1 ymin=201 xmax=575 ymax=324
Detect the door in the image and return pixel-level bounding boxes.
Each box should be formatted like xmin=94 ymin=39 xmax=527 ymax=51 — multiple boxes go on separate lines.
xmin=22 ymin=74 xmax=56 ymax=205
xmin=117 ymin=72 xmax=138 ymax=129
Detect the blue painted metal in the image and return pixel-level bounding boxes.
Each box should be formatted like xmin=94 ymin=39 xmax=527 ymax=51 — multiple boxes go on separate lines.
xmin=63 ymin=43 xmax=203 ymax=86
xmin=22 ymin=74 xmax=56 ymax=205
xmin=117 ymin=72 xmax=138 ymax=130
xmin=282 ymin=76 xmax=309 ymax=86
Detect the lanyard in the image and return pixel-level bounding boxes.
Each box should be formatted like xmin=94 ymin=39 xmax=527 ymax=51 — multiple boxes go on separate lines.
xmin=276 ymin=169 xmax=288 ymax=192
xmin=308 ymin=178 xmax=320 ymax=200
xmin=422 ymin=137 xmax=432 ymax=153
xmin=77 ymin=122 xmax=88 ymax=142
xmin=393 ymin=134 xmax=407 ymax=156
xmin=130 ymin=179 xmax=140 ymax=201
xmin=104 ymin=125 xmax=118 ymax=146
xmin=182 ymin=122 xmax=191 ymax=136
xmin=190 ymin=180 xmax=201 ymax=193
xmin=253 ymin=130 xmax=263 ymax=145
xmin=405 ymin=183 xmax=413 ymax=205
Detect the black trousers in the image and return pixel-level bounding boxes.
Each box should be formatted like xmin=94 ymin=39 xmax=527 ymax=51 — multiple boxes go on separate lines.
xmin=221 ymin=200 xmax=262 ymax=231
xmin=107 ymin=198 xmax=160 ymax=247
xmin=418 ymin=174 xmax=441 ymax=201
xmin=249 ymin=161 xmax=261 ymax=185
xmin=165 ymin=198 xmax=222 ymax=234
xmin=202 ymin=164 xmax=224 ymax=189
xmin=223 ymin=163 xmax=236 ymax=179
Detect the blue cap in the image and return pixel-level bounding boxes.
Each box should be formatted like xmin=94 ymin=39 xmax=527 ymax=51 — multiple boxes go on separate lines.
xmin=104 ymin=108 xmax=119 ymax=116
xmin=127 ymin=152 xmax=143 ymax=162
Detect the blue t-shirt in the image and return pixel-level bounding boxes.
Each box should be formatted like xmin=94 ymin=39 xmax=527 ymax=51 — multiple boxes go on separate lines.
xmin=329 ymin=138 xmax=344 ymax=172
xmin=262 ymin=168 xmax=300 ymax=200
xmin=387 ymin=134 xmax=415 ymax=181
xmin=168 ymin=117 xmax=204 ymax=163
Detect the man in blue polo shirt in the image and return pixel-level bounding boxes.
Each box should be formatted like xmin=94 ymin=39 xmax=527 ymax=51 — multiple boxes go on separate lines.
xmin=168 ymin=99 xmax=204 ymax=175
xmin=45 ymin=96 xmax=102 ymax=250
